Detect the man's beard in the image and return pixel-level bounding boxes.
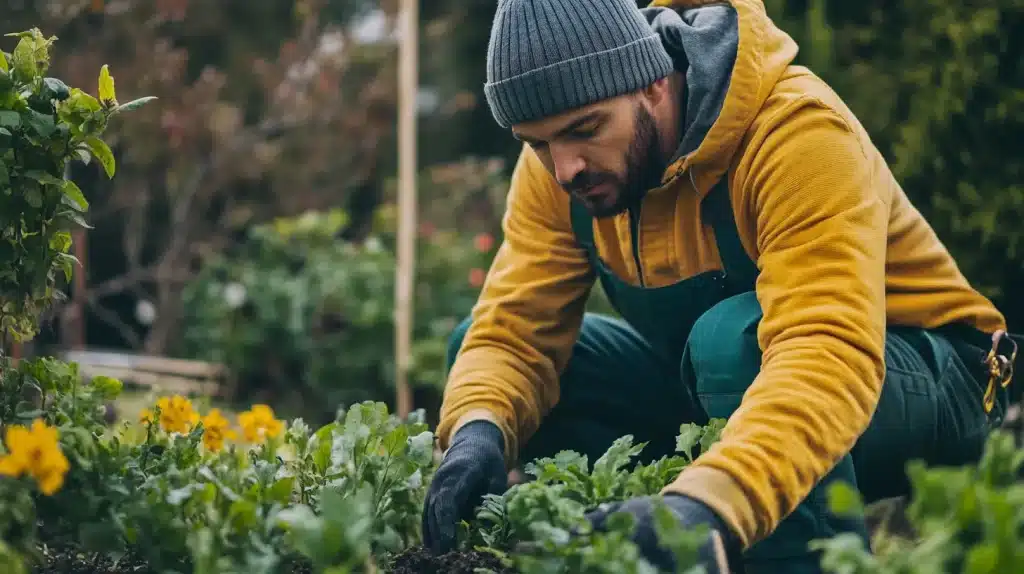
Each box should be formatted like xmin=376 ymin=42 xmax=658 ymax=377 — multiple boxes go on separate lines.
xmin=566 ymin=104 xmax=665 ymax=219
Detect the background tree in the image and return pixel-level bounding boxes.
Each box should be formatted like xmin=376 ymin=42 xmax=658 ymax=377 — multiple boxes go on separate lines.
xmin=4 ymin=0 xmax=406 ymax=353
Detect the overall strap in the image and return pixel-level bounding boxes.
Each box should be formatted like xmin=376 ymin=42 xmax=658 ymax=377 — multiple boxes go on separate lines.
xmin=702 ymin=177 xmax=759 ymax=294
xmin=570 ymin=198 xmax=597 ymax=253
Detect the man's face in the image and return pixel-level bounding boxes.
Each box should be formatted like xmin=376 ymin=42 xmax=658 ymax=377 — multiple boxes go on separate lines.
xmin=512 ymin=93 xmax=665 ymax=218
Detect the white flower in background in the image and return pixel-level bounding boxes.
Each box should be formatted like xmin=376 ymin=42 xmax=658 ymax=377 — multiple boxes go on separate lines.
xmin=364 ymin=236 xmax=384 ymax=253
xmin=351 ymin=9 xmax=396 ymax=45
xmin=416 ymin=88 xmax=440 ymax=115
xmin=224 ymin=282 xmax=247 ymax=309
xmin=135 ymin=300 xmax=156 ymax=325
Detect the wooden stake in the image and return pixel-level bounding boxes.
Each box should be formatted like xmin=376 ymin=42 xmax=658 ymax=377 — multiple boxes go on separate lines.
xmin=394 ymin=0 xmax=419 ymax=419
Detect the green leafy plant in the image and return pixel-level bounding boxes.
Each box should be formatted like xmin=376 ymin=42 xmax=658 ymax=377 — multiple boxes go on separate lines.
xmin=814 ymin=430 xmax=1024 ymax=573
xmin=465 ymin=421 xmax=725 ymax=573
xmin=0 ymin=27 xmax=155 ymax=573
xmin=0 ymin=28 xmax=154 ymax=341
xmin=2 ymin=375 xmax=437 ymax=573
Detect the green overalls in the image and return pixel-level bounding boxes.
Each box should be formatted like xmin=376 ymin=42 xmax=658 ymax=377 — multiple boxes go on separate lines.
xmin=447 ymin=178 xmax=1013 ymax=573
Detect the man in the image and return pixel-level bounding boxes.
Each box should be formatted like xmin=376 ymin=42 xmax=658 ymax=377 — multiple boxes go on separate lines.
xmin=422 ymin=0 xmax=1018 ymax=572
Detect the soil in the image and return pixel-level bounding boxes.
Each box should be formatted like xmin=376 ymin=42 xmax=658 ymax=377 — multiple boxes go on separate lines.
xmin=31 ymin=544 xmax=507 ymax=574
xmin=32 ymin=547 xmax=153 ymax=574
xmin=388 ymin=546 xmax=515 ymax=574
xmin=30 ymin=546 xmax=313 ymax=574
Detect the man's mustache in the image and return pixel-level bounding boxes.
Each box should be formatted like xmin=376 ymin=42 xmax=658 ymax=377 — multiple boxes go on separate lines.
xmin=561 ymin=172 xmax=617 ymax=194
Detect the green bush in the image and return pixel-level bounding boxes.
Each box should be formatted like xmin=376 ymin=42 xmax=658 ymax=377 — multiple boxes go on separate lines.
xmin=0 ymin=28 xmax=153 ymax=341
xmin=177 ymin=206 xmax=497 ymax=421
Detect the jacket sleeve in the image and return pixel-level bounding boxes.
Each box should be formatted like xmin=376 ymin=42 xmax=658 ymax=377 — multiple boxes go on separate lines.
xmin=662 ymin=99 xmax=889 ymax=547
xmin=436 ymin=145 xmax=595 ymax=465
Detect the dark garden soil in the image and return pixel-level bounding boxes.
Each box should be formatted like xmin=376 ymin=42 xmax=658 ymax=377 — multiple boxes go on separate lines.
xmin=32 ymin=544 xmax=507 ymax=574
xmin=32 ymin=547 xmax=153 ymax=574
xmin=388 ymin=546 xmax=515 ymax=574
xmin=31 ymin=546 xmax=314 ymax=574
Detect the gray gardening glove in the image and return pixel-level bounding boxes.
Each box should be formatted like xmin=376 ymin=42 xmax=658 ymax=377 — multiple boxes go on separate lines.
xmin=585 ymin=493 xmax=742 ymax=573
xmin=421 ymin=420 xmax=507 ymax=554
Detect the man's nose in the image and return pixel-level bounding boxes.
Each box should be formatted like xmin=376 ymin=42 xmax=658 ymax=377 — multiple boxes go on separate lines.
xmin=550 ymin=145 xmax=585 ymax=187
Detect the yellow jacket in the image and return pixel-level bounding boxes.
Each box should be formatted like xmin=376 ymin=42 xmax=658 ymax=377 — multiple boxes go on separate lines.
xmin=438 ymin=0 xmax=1006 ymax=548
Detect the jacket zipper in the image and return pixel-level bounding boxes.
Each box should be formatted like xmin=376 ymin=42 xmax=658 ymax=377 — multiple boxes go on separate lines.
xmin=629 ymin=166 xmax=693 ymax=288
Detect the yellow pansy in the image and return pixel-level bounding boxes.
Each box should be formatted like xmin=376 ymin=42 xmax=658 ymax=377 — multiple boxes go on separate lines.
xmin=0 ymin=419 xmax=71 ymax=495
xmin=237 ymin=404 xmax=284 ymax=443
xmin=201 ymin=408 xmax=237 ymax=452
xmin=156 ymin=395 xmax=200 ymax=434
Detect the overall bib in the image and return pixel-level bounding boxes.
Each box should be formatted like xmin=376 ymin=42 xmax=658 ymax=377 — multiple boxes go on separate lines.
xmin=447 ymin=178 xmax=1013 ymax=573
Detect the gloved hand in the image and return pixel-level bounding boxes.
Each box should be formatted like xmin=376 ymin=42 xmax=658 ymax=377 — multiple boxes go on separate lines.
xmin=422 ymin=420 xmax=507 ymax=554
xmin=585 ymin=493 xmax=741 ymax=573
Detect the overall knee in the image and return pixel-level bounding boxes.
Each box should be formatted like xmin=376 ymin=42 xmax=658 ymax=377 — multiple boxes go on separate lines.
xmin=685 ymin=292 xmax=764 ymax=416
xmin=447 ymin=316 xmax=474 ymax=371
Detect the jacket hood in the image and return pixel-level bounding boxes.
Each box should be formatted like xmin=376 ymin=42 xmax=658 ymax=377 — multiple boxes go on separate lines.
xmin=642 ymin=0 xmax=799 ymax=194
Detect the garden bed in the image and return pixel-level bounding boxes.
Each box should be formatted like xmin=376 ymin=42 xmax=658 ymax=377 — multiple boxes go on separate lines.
xmin=4 ymin=366 xmax=1021 ymax=574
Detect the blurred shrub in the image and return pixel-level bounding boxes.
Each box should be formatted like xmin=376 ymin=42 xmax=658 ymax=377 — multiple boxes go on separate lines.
xmin=177 ymin=206 xmax=494 ymax=421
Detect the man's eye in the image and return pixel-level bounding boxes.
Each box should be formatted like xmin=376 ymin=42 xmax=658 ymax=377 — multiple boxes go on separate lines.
xmin=569 ymin=128 xmax=597 ymax=140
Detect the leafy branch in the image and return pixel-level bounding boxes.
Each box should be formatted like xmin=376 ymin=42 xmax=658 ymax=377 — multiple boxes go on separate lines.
xmin=0 ymin=28 xmax=154 ymax=343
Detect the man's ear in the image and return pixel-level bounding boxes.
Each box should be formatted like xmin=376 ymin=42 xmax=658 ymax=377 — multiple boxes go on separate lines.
xmin=640 ymin=77 xmax=671 ymax=107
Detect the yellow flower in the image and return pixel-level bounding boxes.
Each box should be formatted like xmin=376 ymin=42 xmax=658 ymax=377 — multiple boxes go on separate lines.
xmin=0 ymin=419 xmax=70 ymax=495
xmin=155 ymin=395 xmax=200 ymax=434
xmin=139 ymin=408 xmax=155 ymax=425
xmin=201 ymin=408 xmax=237 ymax=452
xmin=237 ymin=404 xmax=284 ymax=443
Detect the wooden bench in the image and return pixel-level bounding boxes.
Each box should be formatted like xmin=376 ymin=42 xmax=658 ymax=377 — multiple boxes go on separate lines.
xmin=60 ymin=349 xmax=229 ymax=398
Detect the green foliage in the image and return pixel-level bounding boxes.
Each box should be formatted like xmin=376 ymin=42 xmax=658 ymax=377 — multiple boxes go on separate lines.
xmin=814 ymin=430 xmax=1024 ymax=573
xmin=466 ymin=422 xmax=724 ymax=573
xmin=0 ymin=365 xmax=437 ymax=573
xmin=2 ymin=357 xmax=1024 ymax=573
xmin=178 ymin=206 xmax=496 ymax=420
xmin=0 ymin=29 xmax=153 ymax=342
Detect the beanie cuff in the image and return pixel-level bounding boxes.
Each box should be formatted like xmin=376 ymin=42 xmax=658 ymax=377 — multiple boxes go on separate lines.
xmin=483 ymin=34 xmax=674 ymax=128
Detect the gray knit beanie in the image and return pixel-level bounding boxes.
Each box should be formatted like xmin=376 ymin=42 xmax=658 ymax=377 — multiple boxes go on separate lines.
xmin=483 ymin=0 xmax=675 ymax=129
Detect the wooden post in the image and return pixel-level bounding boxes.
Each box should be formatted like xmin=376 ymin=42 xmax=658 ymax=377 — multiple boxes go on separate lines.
xmin=394 ymin=0 xmax=419 ymax=419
